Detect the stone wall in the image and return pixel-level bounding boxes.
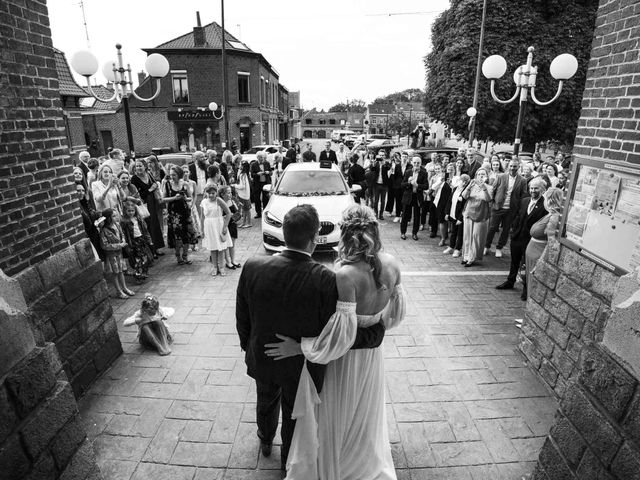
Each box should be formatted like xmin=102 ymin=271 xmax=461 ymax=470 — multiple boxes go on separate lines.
xmin=520 ymin=240 xmax=617 ymax=398
xmin=14 ymin=239 xmax=122 ymax=398
xmin=0 ymin=271 xmax=102 ymax=479
xmin=522 ymin=0 xmax=640 ymax=478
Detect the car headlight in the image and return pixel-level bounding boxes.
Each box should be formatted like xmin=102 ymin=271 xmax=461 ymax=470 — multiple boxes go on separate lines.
xmin=264 ymin=211 xmax=282 ymax=228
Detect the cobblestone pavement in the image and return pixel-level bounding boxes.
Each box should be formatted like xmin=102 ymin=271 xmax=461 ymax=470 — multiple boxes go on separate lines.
xmin=79 ymin=215 xmax=557 ymax=480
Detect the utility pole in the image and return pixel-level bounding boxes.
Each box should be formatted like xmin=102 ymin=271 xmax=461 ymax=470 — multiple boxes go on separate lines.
xmin=468 ymin=0 xmax=488 ymax=148
xmin=221 ymin=0 xmax=230 ymax=149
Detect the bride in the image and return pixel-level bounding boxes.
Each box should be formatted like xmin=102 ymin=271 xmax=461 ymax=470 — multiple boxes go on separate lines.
xmin=265 ymin=204 xmax=406 ymax=479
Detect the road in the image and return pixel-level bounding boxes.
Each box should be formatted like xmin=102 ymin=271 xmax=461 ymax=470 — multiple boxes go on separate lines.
xmin=79 ymin=200 xmax=557 ymax=480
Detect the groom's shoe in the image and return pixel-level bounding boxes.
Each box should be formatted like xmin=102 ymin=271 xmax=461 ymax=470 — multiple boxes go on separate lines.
xmin=260 ymin=440 xmax=272 ymax=457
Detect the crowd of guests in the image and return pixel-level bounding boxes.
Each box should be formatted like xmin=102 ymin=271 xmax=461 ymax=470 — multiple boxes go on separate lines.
xmin=73 ymin=146 xmax=263 ymax=296
xmin=342 ymin=145 xmax=570 ymax=301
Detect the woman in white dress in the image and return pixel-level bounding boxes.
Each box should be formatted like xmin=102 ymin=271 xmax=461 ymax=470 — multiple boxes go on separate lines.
xmin=265 ymin=204 xmax=406 ymax=480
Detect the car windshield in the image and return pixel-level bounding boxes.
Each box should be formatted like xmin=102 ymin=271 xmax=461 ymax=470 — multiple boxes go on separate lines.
xmin=276 ymin=170 xmax=348 ymax=196
xmin=244 ymin=147 xmax=264 ymax=154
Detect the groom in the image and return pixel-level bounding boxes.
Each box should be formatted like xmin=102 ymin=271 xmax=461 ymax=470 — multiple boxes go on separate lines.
xmin=236 ymin=204 xmax=386 ymax=472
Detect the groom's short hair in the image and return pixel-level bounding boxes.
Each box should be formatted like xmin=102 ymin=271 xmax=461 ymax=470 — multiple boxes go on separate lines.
xmin=283 ymin=204 xmax=319 ymax=250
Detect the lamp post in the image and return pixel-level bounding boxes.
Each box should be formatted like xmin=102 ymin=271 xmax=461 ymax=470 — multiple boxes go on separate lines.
xmin=482 ymin=46 xmax=578 ymax=156
xmin=71 ymin=44 xmax=170 ymax=155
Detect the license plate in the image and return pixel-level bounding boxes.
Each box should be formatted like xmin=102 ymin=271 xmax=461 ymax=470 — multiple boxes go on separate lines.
xmin=318 ymin=236 xmax=327 ymax=244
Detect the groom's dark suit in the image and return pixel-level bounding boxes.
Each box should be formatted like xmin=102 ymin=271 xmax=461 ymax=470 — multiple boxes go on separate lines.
xmin=236 ymin=249 xmax=385 ymax=466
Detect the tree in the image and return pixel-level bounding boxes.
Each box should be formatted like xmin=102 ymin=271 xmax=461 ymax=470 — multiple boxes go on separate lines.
xmin=424 ymin=0 xmax=599 ymax=151
xmin=328 ymin=99 xmax=367 ymax=113
xmin=374 ymin=88 xmax=426 ymax=104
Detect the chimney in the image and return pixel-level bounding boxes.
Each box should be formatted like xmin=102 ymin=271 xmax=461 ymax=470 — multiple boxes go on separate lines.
xmin=193 ymin=11 xmax=206 ymax=47
xmin=137 ymin=71 xmax=146 ymax=86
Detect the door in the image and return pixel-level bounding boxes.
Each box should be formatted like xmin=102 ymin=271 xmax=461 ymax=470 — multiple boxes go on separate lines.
xmin=100 ymin=130 xmax=113 ymax=154
xmin=240 ymin=126 xmax=251 ymax=153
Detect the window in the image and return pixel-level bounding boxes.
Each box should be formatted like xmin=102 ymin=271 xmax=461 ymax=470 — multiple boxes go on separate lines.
xmin=305 ymin=119 xmax=312 ymax=125
xmin=237 ymin=73 xmax=250 ymax=103
xmin=319 ymin=119 xmax=326 ymax=125
xmin=260 ymin=77 xmax=265 ymax=106
xmin=172 ymin=73 xmax=189 ymax=104
xmin=265 ymin=80 xmax=270 ymax=107
xmin=329 ymin=119 xmax=336 ymax=125
xmin=371 ymin=118 xmax=377 ymax=125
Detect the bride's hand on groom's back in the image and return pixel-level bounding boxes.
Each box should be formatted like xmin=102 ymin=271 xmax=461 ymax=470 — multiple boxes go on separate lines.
xmin=264 ymin=334 xmax=302 ymax=360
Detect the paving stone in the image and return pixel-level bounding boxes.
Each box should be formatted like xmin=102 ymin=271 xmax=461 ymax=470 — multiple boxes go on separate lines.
xmin=78 ymin=232 xmax=556 ymax=478
xmin=93 ymin=434 xmax=151 ymax=461
xmin=130 ymin=462 xmax=196 ymax=480
xmin=171 ymin=441 xmax=232 ymax=468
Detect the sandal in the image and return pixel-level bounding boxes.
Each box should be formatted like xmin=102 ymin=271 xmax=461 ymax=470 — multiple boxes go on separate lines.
xmin=225 ymin=263 xmax=236 ymax=269
xmin=217 ymin=269 xmax=226 ymax=277
xmin=233 ymin=262 xmax=242 ymax=268
xmin=112 ymin=292 xmax=128 ymax=299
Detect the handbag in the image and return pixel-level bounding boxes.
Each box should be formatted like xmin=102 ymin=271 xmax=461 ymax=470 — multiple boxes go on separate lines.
xmin=136 ymin=203 xmax=150 ymax=219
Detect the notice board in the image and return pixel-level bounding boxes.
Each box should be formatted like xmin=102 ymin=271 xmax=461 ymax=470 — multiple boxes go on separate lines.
xmin=560 ymin=156 xmax=640 ymax=275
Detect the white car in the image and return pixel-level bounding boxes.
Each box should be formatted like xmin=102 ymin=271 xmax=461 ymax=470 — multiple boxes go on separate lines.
xmin=241 ymin=145 xmax=283 ymax=164
xmin=261 ymin=163 xmax=360 ymax=253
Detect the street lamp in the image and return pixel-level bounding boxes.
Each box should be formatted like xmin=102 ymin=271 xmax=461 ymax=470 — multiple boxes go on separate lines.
xmin=482 ymin=46 xmax=578 ymax=156
xmin=71 ymin=44 xmax=170 ymax=155
xmin=208 ymin=102 xmax=225 ymax=120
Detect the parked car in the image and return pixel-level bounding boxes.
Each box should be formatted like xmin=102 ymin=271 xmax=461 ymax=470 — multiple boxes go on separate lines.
xmin=241 ymin=145 xmax=283 ymax=164
xmin=261 ymin=163 xmax=360 ymax=253
xmin=366 ymin=139 xmax=401 ymax=156
xmin=400 ymin=147 xmax=459 ymax=163
xmin=156 ymin=153 xmax=193 ymax=166
xmin=331 ymin=129 xmax=356 ymax=143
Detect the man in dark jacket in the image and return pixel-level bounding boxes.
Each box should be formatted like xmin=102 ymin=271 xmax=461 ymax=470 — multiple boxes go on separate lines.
xmin=318 ymin=141 xmax=338 ymax=164
xmin=236 ymin=205 xmax=385 ymax=472
xmin=302 ymin=143 xmax=316 ymax=162
xmin=495 ymin=177 xmax=548 ymax=300
xmin=250 ymin=151 xmax=272 ymax=218
xmin=386 ymin=152 xmax=408 ymax=222
xmin=400 ymin=156 xmax=429 ymax=240
xmin=485 ymin=158 xmax=530 ymax=257
xmin=370 ymin=152 xmax=392 ymax=220
xmin=347 ymin=154 xmax=366 ymax=203
xmin=283 ymin=144 xmax=297 ymax=169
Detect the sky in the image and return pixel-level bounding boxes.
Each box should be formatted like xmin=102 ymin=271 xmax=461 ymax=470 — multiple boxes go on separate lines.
xmin=48 ymin=0 xmax=450 ymax=110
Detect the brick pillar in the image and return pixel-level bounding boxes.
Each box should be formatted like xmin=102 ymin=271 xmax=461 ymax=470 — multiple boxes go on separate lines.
xmin=522 ymin=0 xmax=640 ymax=478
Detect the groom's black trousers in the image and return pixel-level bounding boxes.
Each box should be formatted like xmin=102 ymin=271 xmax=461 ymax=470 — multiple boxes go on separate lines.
xmin=256 ymin=378 xmax=298 ymax=464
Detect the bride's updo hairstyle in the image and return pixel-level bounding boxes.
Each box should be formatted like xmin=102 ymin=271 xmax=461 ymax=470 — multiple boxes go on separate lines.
xmin=338 ymin=204 xmax=385 ymax=289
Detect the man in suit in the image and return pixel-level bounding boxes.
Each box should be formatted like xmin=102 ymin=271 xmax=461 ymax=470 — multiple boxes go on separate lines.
xmin=387 ymin=152 xmax=409 ymax=222
xmin=485 ymin=158 xmax=530 ymax=257
xmin=302 ymin=143 xmax=316 ymax=162
xmin=250 ymin=151 xmax=272 ymax=218
xmin=370 ymin=151 xmax=392 ymax=220
xmin=400 ymin=156 xmax=429 ymax=241
xmin=236 ymin=205 xmax=385 ymax=472
xmin=318 ymin=141 xmax=338 ymax=164
xmin=347 ymin=154 xmax=366 ymax=204
xmin=496 ymin=177 xmax=548 ymax=300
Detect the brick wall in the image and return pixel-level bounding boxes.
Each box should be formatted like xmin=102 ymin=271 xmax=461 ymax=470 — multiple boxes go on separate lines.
xmin=0 ymin=0 xmax=85 ymax=276
xmin=524 ymin=0 xmax=640 ymax=478
xmin=0 ymin=0 xmax=121 ymax=397
xmin=572 ymin=0 xmax=640 ymax=165
xmin=14 ymin=240 xmax=122 ymax=398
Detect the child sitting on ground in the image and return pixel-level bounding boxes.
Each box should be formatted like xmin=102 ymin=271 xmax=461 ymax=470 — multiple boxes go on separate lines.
xmin=123 ymin=294 xmax=174 ymax=355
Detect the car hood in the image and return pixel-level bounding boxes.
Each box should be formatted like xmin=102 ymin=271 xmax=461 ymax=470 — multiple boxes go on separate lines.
xmin=266 ymin=194 xmax=353 ymax=221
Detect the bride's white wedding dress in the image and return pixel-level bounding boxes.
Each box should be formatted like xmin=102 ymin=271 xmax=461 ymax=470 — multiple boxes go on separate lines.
xmin=285 ymin=284 xmax=406 ymax=480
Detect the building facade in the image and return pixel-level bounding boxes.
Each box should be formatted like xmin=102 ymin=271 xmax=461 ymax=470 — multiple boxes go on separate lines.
xmin=85 ymin=15 xmax=291 ymax=154
xmin=300 ymin=109 xmax=366 ymax=138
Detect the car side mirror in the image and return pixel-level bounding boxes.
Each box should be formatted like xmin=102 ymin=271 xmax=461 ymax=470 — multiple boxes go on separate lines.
xmin=262 ymin=184 xmax=272 ymax=193
xmin=350 ymin=184 xmax=362 ymax=193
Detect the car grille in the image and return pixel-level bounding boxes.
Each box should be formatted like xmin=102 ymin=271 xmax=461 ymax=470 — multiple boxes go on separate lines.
xmin=319 ymin=222 xmax=335 ymax=236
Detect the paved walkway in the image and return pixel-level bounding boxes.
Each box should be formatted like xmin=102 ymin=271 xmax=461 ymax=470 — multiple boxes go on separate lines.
xmin=79 ymin=218 xmax=557 ymax=480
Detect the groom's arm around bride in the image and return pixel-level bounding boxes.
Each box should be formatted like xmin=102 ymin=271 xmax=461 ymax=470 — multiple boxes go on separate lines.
xmin=235 ymin=204 xmax=385 ymax=471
